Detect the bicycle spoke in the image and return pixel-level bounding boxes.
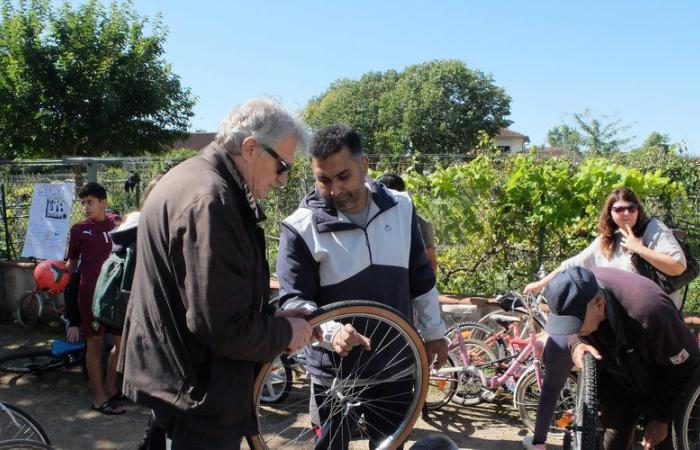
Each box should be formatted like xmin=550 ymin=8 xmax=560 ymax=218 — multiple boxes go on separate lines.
xmin=253 ymin=303 xmax=427 ymax=450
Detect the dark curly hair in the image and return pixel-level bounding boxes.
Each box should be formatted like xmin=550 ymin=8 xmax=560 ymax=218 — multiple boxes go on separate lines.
xmin=597 ymin=187 xmax=648 ymax=259
xmin=78 ymin=182 xmax=107 ymax=200
xmin=377 ymin=173 xmax=406 ymax=192
xmin=309 ymin=124 xmax=363 ymax=160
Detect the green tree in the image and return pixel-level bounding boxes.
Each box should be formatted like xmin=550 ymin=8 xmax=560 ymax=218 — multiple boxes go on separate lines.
xmin=0 ymin=0 xmax=196 ymax=159
xmin=546 ymin=124 xmax=583 ymax=153
xmin=303 ymin=59 xmax=512 ymax=155
xmin=302 ymin=70 xmax=399 ymax=154
xmin=573 ymin=109 xmax=633 ymax=156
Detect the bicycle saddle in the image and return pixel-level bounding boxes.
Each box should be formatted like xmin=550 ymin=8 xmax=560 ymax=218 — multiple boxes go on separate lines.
xmin=489 ymin=313 xmax=522 ymax=323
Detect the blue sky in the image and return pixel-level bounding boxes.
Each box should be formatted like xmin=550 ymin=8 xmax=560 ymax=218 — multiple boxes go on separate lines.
xmin=129 ymin=0 xmax=699 ymax=153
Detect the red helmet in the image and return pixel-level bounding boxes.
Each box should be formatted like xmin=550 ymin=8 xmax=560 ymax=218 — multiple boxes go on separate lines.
xmin=33 ymin=260 xmax=71 ymax=293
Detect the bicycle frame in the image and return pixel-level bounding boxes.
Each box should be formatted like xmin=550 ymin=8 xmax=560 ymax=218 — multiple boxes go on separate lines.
xmin=446 ymin=292 xmax=546 ymax=391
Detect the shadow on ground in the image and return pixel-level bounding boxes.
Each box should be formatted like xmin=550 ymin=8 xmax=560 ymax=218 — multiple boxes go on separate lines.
xmin=1 ymin=321 xmax=562 ymax=449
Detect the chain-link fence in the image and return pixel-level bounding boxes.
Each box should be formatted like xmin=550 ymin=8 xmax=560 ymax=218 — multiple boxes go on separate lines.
xmin=2 ymin=152 xmax=699 ymax=310
xmin=0 ymin=156 xmax=190 ymax=260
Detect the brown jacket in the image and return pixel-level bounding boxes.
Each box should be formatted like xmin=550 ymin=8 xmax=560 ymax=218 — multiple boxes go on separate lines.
xmin=119 ymin=143 xmax=292 ymax=436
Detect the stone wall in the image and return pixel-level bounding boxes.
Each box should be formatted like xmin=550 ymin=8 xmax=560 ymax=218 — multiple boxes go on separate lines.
xmin=0 ymin=261 xmax=36 ymax=314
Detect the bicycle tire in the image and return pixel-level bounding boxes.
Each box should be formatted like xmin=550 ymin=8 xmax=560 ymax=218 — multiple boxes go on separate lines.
xmin=16 ymin=291 xmax=43 ymax=329
xmin=449 ymin=339 xmax=498 ymax=406
xmin=513 ymin=366 xmax=577 ymax=436
xmin=0 ymin=440 xmax=53 ymax=449
xmin=446 ymin=322 xmax=506 ymax=359
xmin=0 ymin=350 xmax=66 ymax=374
xmin=0 ymin=402 xmax=51 ymax=444
xmin=671 ymin=372 xmax=700 ymax=450
xmin=249 ymin=300 xmax=429 ymax=450
xmin=259 ymin=356 xmax=293 ymax=404
xmin=426 ymin=353 xmax=458 ymax=411
xmin=570 ymin=352 xmax=600 ymax=450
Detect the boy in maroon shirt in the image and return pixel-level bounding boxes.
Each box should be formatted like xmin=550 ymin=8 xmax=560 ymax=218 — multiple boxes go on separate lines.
xmin=66 ymin=182 xmax=124 ymax=415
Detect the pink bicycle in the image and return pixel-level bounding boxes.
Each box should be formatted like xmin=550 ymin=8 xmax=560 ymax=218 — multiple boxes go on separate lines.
xmin=427 ymin=292 xmax=578 ymax=436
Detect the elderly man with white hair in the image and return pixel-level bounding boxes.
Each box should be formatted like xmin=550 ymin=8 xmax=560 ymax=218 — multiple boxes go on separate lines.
xmin=120 ymin=98 xmax=315 ymax=450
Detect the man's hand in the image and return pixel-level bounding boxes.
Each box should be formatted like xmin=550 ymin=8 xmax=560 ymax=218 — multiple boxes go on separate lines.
xmin=642 ymin=420 xmax=669 ymax=449
xmin=425 ymin=338 xmax=448 ymax=369
xmin=276 ymin=308 xmax=322 ymax=343
xmin=286 ymin=317 xmax=314 ymax=353
xmin=524 ymin=279 xmax=547 ymax=295
xmin=572 ymin=343 xmax=602 ymax=370
xmin=331 ymin=323 xmax=371 ymax=356
xmin=66 ymin=326 xmax=80 ymax=343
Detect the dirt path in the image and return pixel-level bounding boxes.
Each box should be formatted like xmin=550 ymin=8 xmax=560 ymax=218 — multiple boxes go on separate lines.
xmin=0 ymin=322 xmax=562 ymax=449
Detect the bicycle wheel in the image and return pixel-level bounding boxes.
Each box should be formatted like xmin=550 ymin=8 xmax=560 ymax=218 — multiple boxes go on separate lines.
xmin=446 ymin=322 xmax=506 ymax=359
xmin=16 ymin=291 xmax=43 ymax=328
xmin=426 ymin=353 xmax=458 ymax=411
xmin=0 ymin=402 xmax=51 ymax=444
xmin=513 ymin=366 xmax=577 ymax=436
xmin=0 ymin=440 xmax=53 ymax=449
xmin=567 ymin=352 xmax=600 ymax=450
xmin=249 ymin=301 xmax=429 ymax=450
xmin=449 ymin=339 xmax=498 ymax=406
xmin=0 ymin=351 xmax=66 ymax=374
xmin=260 ymin=356 xmax=293 ymax=404
xmin=671 ymin=374 xmax=700 ymax=450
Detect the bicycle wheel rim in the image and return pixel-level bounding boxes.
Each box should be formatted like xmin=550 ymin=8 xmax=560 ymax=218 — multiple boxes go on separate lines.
xmin=0 ymin=351 xmax=63 ymax=374
xmin=250 ymin=301 xmax=428 ymax=450
xmin=16 ymin=292 xmax=42 ymax=328
xmin=426 ymin=354 xmax=457 ymax=411
xmin=0 ymin=403 xmax=51 ymax=444
xmin=449 ymin=339 xmax=497 ymax=406
xmin=673 ymin=377 xmax=700 ymax=449
xmin=0 ymin=440 xmax=53 ymax=449
xmin=514 ymin=368 xmax=577 ymax=436
xmin=260 ymin=356 xmax=292 ymax=404
xmin=446 ymin=322 xmax=504 ymax=359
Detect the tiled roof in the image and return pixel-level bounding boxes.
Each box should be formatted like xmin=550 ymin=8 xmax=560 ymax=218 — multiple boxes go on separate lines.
xmin=496 ymin=128 xmax=530 ymax=142
xmin=169 ymin=132 xmax=216 ymax=151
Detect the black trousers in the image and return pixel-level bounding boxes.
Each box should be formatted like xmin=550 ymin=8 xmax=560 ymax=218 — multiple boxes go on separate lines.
xmin=598 ymin=370 xmax=674 ymax=450
xmin=153 ymin=410 xmax=243 ymax=450
xmin=313 ymin=379 xmax=413 ymax=450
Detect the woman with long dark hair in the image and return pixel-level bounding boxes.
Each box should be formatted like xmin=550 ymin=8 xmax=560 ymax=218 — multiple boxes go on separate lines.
xmin=521 ymin=186 xmax=686 ymax=450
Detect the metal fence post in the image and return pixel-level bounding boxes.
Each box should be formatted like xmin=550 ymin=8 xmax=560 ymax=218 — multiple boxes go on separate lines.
xmin=0 ymin=182 xmax=14 ymax=259
xmin=535 ymin=192 xmax=546 ymax=277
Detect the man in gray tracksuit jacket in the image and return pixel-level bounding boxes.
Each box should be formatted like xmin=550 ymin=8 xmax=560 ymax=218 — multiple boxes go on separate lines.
xmin=276 ymin=124 xmax=446 ymax=449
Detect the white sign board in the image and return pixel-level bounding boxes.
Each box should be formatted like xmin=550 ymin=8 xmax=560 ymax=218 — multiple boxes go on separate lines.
xmin=21 ymin=183 xmax=75 ymax=260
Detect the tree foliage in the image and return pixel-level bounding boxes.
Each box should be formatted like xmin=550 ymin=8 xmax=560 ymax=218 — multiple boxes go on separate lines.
xmin=394 ymin=154 xmax=691 ymax=299
xmin=573 ymin=109 xmax=633 ymax=155
xmin=303 ymin=59 xmax=512 ymax=155
xmin=0 ymin=0 xmax=196 ymax=159
xmin=547 ymin=124 xmax=583 ymax=153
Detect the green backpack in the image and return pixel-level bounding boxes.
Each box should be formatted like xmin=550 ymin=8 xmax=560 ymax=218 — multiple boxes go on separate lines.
xmin=91 ymin=242 xmax=136 ymax=330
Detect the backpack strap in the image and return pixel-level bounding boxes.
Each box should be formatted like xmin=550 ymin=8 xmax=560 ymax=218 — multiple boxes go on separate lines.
xmin=120 ymin=242 xmax=137 ymax=300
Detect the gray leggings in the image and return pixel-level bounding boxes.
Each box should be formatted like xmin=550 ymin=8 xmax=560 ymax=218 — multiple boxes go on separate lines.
xmin=532 ymin=334 xmax=573 ymax=444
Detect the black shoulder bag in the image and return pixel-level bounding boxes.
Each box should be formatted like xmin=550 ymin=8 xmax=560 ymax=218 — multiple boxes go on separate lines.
xmin=630 ymin=219 xmax=699 ymax=309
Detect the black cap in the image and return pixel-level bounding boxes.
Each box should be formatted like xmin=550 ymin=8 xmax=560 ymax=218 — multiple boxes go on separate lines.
xmin=544 ymin=266 xmax=601 ymax=335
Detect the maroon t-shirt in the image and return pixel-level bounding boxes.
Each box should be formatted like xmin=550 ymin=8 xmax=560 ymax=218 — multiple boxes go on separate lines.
xmin=67 ymin=213 xmax=120 ymax=306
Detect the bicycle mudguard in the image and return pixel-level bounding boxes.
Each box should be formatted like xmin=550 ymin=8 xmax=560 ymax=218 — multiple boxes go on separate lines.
xmin=51 ymin=340 xmax=86 ymax=357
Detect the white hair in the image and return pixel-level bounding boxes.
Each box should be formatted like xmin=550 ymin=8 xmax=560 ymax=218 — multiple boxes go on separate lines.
xmin=215 ymin=97 xmax=308 ymax=155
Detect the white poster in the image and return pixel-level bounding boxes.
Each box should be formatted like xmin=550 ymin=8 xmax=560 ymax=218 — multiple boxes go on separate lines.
xmin=21 ymin=183 xmax=75 ymax=260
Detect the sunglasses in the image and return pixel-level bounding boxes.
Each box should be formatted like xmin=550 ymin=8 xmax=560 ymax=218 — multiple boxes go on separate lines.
xmin=611 ymin=204 xmax=639 ymax=214
xmin=262 ymin=145 xmax=292 ymax=175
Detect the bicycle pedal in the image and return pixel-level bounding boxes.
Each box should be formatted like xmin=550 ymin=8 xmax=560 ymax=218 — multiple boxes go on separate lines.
xmin=480 ymin=389 xmax=497 ymax=402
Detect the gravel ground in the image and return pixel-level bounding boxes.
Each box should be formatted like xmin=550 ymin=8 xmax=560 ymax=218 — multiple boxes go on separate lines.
xmin=0 ymin=321 xmax=562 ymax=450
